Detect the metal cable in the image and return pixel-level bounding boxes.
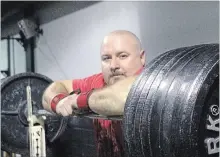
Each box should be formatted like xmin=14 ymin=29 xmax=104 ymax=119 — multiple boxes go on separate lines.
xmin=41 ymin=35 xmax=68 ymax=79
xmin=12 ymin=39 xmax=16 ymax=75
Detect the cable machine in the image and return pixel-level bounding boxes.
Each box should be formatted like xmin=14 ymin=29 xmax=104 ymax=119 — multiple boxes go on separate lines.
xmin=1 ymin=18 xmax=43 ymax=78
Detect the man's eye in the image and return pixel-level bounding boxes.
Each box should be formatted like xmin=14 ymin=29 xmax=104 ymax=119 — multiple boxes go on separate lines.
xmin=102 ymin=56 xmax=111 ymax=61
xmin=120 ymin=55 xmax=128 ymax=59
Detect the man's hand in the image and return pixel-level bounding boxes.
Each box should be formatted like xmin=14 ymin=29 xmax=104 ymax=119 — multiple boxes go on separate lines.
xmin=42 ymin=80 xmax=73 ymax=112
xmin=55 ymin=94 xmax=78 ymax=116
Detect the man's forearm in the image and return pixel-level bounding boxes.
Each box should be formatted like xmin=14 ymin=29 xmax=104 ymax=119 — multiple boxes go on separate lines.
xmin=88 ymin=76 xmax=137 ymax=116
xmin=88 ymin=87 xmax=123 ymax=116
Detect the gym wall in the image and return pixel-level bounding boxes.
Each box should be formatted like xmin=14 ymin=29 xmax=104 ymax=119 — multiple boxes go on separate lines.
xmin=2 ymin=1 xmax=219 ymax=81
xmin=1 ymin=35 xmax=26 ymax=77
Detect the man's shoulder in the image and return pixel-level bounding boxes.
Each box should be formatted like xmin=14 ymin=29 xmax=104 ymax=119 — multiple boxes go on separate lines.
xmin=72 ymin=73 xmax=105 ymax=91
xmin=86 ymin=72 xmax=104 ymax=80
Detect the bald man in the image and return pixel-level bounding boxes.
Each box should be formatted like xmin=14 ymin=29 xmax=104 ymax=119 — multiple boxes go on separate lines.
xmin=42 ymin=30 xmax=146 ymax=156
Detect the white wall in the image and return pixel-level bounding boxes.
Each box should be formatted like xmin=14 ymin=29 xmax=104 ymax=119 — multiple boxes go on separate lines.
xmin=35 ymin=1 xmax=219 ymax=81
xmin=137 ymin=1 xmax=219 ymax=61
xmin=12 ymin=35 xmax=26 ymax=74
xmin=0 ymin=37 xmax=26 ymax=78
xmin=3 ymin=1 xmax=218 ymax=80
xmin=0 ymin=40 xmax=8 ymax=71
xmin=35 ymin=1 xmax=141 ymax=80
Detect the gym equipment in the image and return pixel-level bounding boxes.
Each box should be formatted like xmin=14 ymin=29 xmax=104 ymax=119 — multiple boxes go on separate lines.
xmin=1 ymin=43 xmax=219 ymax=157
xmin=123 ymin=43 xmax=219 ymax=157
xmin=1 ymin=73 xmax=68 ymax=156
xmin=26 ymin=85 xmax=46 ymax=157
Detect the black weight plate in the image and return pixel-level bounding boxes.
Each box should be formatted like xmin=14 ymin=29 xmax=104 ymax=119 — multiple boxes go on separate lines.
xmin=138 ymin=44 xmax=205 ymax=157
xmin=51 ymin=117 xmax=97 ymax=157
xmin=45 ymin=116 xmax=69 ymax=143
xmin=1 ymin=72 xmax=67 ymax=156
xmin=141 ymin=45 xmax=207 ymax=157
xmin=200 ymin=77 xmax=219 ymax=157
xmin=123 ymin=45 xmax=198 ymax=157
xmin=123 ymin=43 xmax=219 ymax=157
xmin=161 ymin=44 xmax=219 ymax=157
xmin=122 ymin=48 xmax=175 ymax=157
xmin=173 ymin=46 xmax=219 ymax=157
xmin=149 ymin=44 xmax=218 ymax=157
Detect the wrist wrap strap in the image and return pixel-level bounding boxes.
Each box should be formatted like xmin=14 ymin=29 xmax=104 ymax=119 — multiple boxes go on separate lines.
xmin=51 ymin=89 xmax=94 ymax=114
xmin=76 ymin=90 xmax=94 ymax=110
xmin=51 ymin=93 xmax=67 ymax=113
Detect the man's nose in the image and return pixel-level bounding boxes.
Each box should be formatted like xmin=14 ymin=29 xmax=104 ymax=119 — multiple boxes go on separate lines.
xmin=110 ymin=58 xmax=120 ymax=71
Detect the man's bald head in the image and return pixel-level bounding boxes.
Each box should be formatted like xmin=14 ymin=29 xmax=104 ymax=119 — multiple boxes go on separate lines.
xmin=101 ymin=30 xmax=142 ymax=53
xmin=100 ymin=30 xmax=145 ymax=85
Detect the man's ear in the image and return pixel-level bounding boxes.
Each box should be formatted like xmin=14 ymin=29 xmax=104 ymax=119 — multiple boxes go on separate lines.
xmin=140 ymin=50 xmax=146 ymax=65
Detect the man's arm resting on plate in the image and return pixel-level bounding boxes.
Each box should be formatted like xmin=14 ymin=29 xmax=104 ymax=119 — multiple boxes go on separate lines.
xmin=42 ymin=80 xmax=73 ymax=112
xmin=88 ymin=76 xmax=137 ymax=116
xmin=42 ymin=76 xmax=137 ymax=116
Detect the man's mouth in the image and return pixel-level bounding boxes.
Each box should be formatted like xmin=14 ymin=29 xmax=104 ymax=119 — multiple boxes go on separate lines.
xmin=111 ymin=74 xmax=123 ymax=77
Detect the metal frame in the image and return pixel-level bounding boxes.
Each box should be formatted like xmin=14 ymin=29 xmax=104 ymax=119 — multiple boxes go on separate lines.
xmin=1 ymin=35 xmax=36 ymax=77
xmin=23 ymin=36 xmax=36 ymax=72
xmin=1 ymin=1 xmax=99 ymax=38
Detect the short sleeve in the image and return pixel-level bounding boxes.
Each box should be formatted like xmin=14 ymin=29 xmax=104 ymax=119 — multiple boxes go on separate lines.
xmin=72 ymin=73 xmax=105 ymax=92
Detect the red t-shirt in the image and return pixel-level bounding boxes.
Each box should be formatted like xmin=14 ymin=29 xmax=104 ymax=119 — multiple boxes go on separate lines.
xmin=72 ymin=67 xmax=144 ymax=157
xmin=72 ymin=73 xmax=124 ymax=157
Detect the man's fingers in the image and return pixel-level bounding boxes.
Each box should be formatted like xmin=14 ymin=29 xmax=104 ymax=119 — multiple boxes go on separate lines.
xmin=64 ymin=104 xmax=73 ymax=115
xmin=60 ymin=107 xmax=69 ymax=116
xmin=55 ymin=97 xmax=75 ymax=116
xmin=56 ymin=108 xmax=63 ymax=116
xmin=56 ymin=105 xmax=69 ymax=116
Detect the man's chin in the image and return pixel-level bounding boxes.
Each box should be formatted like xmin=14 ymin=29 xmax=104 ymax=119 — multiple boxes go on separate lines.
xmin=108 ymin=76 xmax=125 ymax=85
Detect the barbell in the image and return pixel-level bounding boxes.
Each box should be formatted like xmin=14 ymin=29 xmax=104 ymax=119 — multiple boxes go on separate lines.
xmin=1 ymin=43 xmax=219 ymax=157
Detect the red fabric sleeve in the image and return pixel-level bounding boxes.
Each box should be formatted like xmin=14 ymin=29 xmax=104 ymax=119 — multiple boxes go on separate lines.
xmin=72 ymin=73 xmax=105 ymax=92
